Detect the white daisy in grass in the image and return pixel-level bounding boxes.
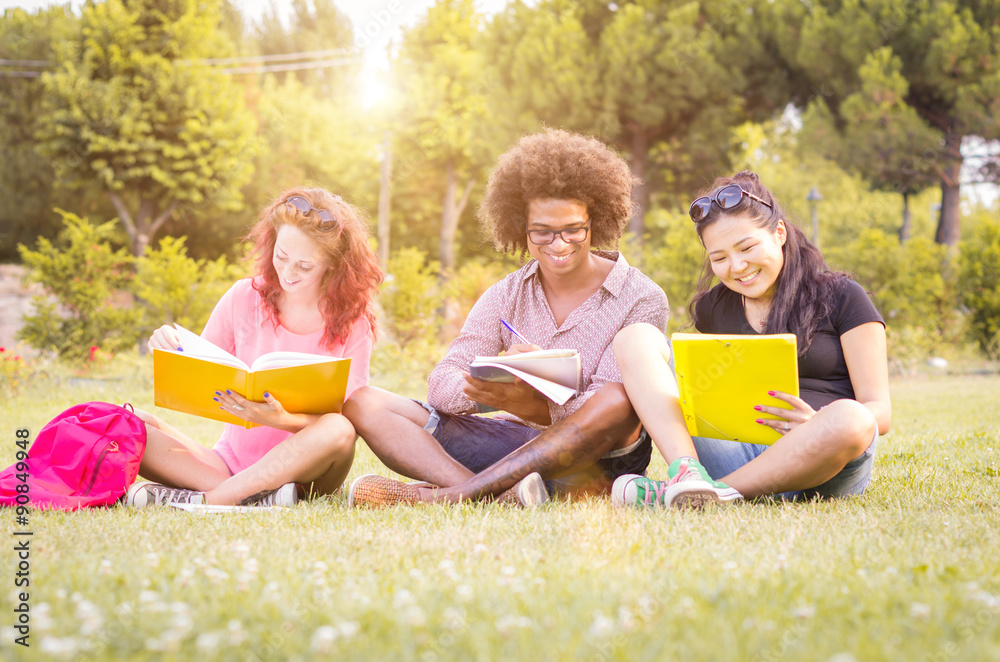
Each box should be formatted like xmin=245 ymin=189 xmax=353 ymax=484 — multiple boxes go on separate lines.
xmin=227 ymin=619 xmax=246 ymax=645
xmin=40 ymin=635 xmax=82 ymax=657
xmin=588 ymin=611 xmax=616 ymax=637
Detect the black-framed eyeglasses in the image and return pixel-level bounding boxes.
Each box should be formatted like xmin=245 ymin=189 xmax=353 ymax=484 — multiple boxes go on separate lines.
xmin=527 ymin=224 xmax=591 ymax=245
xmin=284 ymin=195 xmax=339 ymax=230
xmin=688 ymin=184 xmax=773 ymax=223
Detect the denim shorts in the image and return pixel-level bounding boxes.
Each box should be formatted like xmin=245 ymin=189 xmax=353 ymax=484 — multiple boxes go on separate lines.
xmin=692 ymin=409 xmax=879 ymax=500
xmin=416 ymin=401 xmax=652 ymax=484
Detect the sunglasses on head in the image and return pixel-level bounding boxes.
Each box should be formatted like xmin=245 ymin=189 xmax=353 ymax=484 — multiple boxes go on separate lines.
xmin=283 ymin=195 xmax=339 ymax=231
xmin=688 ymin=184 xmax=773 ymax=223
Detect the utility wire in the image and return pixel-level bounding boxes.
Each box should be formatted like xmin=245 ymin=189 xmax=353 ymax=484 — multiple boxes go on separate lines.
xmin=216 ymin=56 xmax=360 ymax=74
xmin=180 ymin=47 xmax=358 ymax=66
xmin=0 ymin=47 xmax=362 ymax=73
xmin=1 ymin=53 xmax=362 ymax=77
xmin=0 ymin=58 xmax=50 ymax=66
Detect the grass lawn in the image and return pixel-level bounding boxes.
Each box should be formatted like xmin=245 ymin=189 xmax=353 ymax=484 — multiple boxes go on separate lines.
xmin=1 ymin=355 xmax=999 ymax=661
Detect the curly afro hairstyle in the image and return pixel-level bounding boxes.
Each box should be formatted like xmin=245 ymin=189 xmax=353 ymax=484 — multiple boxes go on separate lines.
xmin=478 ymin=128 xmax=637 ymax=255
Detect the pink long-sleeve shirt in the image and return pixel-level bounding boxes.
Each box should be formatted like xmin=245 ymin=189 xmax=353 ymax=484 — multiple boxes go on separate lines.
xmin=202 ymin=278 xmax=374 ymax=473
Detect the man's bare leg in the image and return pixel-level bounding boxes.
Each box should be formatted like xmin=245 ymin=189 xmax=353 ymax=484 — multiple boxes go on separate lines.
xmin=343 ymin=386 xmax=475 ymax=487
xmin=425 ymin=383 xmax=640 ymax=503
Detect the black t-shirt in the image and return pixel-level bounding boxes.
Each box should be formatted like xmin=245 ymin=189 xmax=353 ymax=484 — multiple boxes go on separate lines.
xmin=693 ymin=277 xmax=884 ymax=410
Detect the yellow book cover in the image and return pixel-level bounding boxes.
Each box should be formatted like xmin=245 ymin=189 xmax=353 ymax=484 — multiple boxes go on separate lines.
xmin=671 ymin=333 xmax=799 ymax=445
xmin=153 ymin=325 xmax=351 ymax=428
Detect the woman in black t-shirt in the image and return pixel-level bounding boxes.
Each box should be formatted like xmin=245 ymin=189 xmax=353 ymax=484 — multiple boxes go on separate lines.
xmin=612 ymin=171 xmax=891 ymax=507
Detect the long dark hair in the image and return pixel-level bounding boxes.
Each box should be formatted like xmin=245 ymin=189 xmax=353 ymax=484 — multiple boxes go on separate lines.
xmin=688 ymin=171 xmax=843 ymax=354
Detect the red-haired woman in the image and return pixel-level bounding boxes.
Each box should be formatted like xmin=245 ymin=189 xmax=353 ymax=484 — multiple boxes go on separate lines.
xmin=125 ymin=187 xmax=383 ymax=507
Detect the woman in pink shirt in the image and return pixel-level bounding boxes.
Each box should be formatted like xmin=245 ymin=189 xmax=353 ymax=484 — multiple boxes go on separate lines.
xmin=124 ymin=187 xmax=382 ymax=507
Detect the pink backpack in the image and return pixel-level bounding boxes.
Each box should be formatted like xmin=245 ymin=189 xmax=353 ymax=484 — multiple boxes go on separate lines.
xmin=0 ymin=402 xmax=147 ymax=511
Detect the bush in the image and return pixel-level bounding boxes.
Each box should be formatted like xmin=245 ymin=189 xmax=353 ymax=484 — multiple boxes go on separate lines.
xmin=642 ymin=210 xmax=705 ymax=332
xmin=825 ymin=228 xmax=961 ymax=340
xmin=0 ymin=346 xmax=33 ymax=397
xmin=440 ymin=257 xmax=511 ymax=335
xmin=369 ymin=336 xmax=447 ymax=398
xmin=958 ymin=218 xmax=1000 ymax=357
xmin=380 ymin=247 xmax=442 ymax=347
xmin=17 ymin=211 xmax=144 ymax=361
xmin=133 ymin=236 xmax=245 ymax=337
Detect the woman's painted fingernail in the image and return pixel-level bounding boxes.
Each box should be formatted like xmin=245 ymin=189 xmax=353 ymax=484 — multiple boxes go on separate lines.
xmin=212 ymin=397 xmax=219 ymax=402
xmin=767 ymin=391 xmax=775 ymax=396
xmin=177 ymin=347 xmax=184 ymax=352
xmin=753 ymin=405 xmax=762 ymax=411
xmin=226 ymin=390 xmax=232 ymax=394
xmin=755 ymin=419 xmax=763 ymax=424
xmin=264 ymin=392 xmax=270 ymax=398
xmin=215 ymin=391 xmax=221 ymax=395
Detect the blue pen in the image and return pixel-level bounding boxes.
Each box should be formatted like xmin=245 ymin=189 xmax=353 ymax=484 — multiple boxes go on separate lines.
xmin=500 ymin=319 xmax=531 ymax=345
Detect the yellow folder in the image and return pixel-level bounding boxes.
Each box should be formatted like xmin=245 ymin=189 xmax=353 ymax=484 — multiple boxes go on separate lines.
xmin=152 ymin=326 xmax=351 ymax=428
xmin=671 ymin=333 xmax=799 ymax=445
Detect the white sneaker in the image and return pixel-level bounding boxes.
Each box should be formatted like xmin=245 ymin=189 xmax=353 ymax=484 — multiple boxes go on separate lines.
xmin=123 ymin=482 xmax=205 ymax=507
xmin=239 ymin=483 xmax=299 ymax=507
xmin=515 ymin=472 xmax=549 ymax=507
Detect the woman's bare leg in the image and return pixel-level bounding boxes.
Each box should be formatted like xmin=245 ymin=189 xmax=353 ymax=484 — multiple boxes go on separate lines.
xmin=204 ymin=413 xmax=358 ymax=505
xmin=133 ymin=409 xmax=232 ymax=491
xmin=721 ymin=399 xmax=876 ymax=498
xmin=613 ymin=323 xmax=698 ymax=462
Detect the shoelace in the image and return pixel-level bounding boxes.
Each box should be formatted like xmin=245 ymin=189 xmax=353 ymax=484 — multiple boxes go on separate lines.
xmin=152 ymin=486 xmax=198 ymax=504
xmin=240 ymin=488 xmax=276 ymax=506
xmin=642 ymin=459 xmax=695 ymax=505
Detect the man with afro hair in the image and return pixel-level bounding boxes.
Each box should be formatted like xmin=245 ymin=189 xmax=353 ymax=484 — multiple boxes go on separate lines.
xmin=344 ymin=129 xmax=668 ymax=506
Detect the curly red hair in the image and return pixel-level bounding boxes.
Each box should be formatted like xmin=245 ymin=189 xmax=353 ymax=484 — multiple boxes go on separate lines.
xmin=247 ymin=187 xmax=383 ymax=347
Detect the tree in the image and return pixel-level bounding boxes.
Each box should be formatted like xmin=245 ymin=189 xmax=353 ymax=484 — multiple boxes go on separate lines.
xmin=255 ymin=0 xmax=360 ymax=98
xmin=391 ymin=0 xmax=500 ymax=274
xmin=773 ymin=0 xmax=1000 ymax=246
xmin=483 ymin=0 xmax=784 ymax=240
xmin=36 ymin=0 xmax=257 ymax=257
xmin=958 ymin=217 xmax=1000 ymax=356
xmin=248 ymin=75 xmax=380 ymax=210
xmin=801 ymin=48 xmax=941 ymax=242
xmin=0 ymin=6 xmax=88 ymax=261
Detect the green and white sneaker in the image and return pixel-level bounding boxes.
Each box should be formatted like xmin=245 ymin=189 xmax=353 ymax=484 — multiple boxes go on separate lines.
xmin=611 ymin=457 xmax=742 ymax=508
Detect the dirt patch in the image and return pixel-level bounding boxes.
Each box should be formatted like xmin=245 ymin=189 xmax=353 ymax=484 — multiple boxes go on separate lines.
xmin=0 ymin=265 xmax=42 ymax=350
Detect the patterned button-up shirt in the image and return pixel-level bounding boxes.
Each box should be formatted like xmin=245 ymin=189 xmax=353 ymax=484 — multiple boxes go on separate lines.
xmin=428 ymin=251 xmax=669 ymax=428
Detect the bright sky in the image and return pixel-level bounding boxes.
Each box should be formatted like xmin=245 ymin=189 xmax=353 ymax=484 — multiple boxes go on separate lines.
xmin=0 ymin=0 xmax=516 ymax=105
xmin=0 ymin=0 xmax=513 ymax=66
xmin=0 ymin=0 xmax=513 ymax=52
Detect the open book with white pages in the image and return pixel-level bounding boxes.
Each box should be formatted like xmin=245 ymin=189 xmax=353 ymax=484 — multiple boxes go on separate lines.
xmin=469 ymin=348 xmax=581 ymax=409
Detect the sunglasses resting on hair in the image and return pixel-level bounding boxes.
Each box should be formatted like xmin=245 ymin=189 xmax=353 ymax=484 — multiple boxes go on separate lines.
xmin=689 ymin=184 xmax=773 ymax=223
xmin=284 ymin=196 xmax=339 ymax=230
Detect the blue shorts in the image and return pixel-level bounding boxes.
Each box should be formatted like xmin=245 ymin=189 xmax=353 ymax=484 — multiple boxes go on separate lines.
xmin=416 ymin=401 xmax=652 ymax=487
xmin=692 ymin=412 xmax=879 ymax=500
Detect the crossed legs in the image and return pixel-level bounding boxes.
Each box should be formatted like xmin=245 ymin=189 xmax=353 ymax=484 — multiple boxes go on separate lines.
xmin=612 ymin=323 xmax=876 ymax=500
xmin=343 ymin=382 xmax=641 ymax=502
xmin=133 ymin=409 xmax=357 ymax=505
